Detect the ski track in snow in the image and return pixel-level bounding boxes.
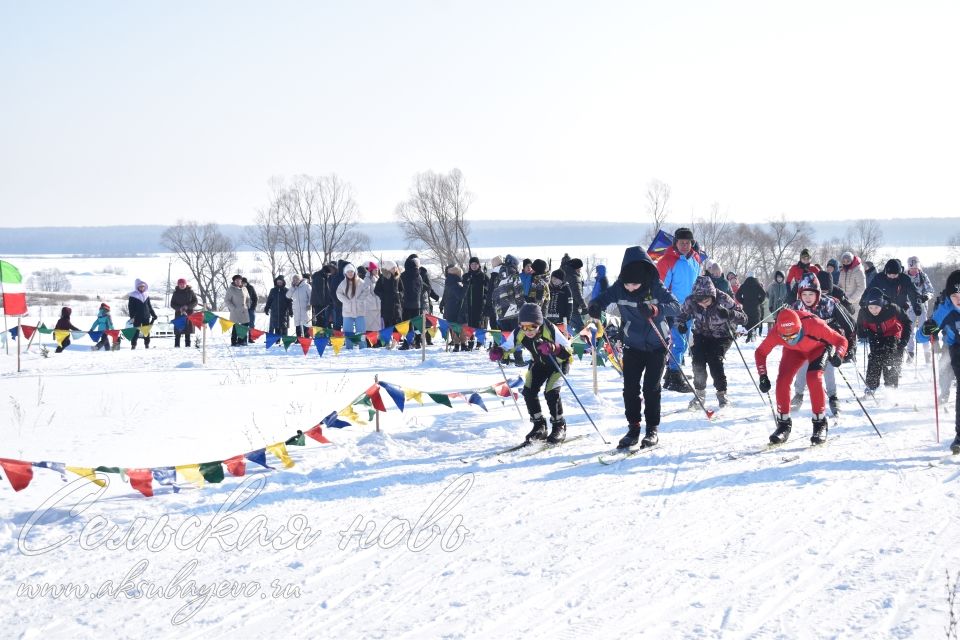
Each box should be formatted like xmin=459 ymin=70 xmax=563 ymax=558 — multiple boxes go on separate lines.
xmin=1 ymin=328 xmax=959 ymax=639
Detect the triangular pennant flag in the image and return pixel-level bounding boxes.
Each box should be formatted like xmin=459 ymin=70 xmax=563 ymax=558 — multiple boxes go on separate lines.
xmin=467 ymin=392 xmax=488 ymax=412
xmin=322 ymin=410 xmax=351 ymax=429
xmin=53 ymin=330 xmax=70 ymax=346
xmin=338 ymin=404 xmax=364 ymax=424
xmin=313 ymin=336 xmax=328 ymax=356
xmin=266 ymin=443 xmax=294 ymax=469
xmin=312 ymin=326 xmax=326 ymax=338
xmin=125 ymin=468 xmax=154 ymax=497
xmin=298 ymin=337 xmax=312 ymax=355
xmin=379 ymin=327 xmax=394 ymax=346
xmin=495 ymin=382 xmax=512 ymax=398
xmin=281 ymin=336 xmax=298 ymax=350
xmin=463 ymin=325 xmax=476 ymax=338
xmin=438 ymin=319 xmax=450 ymax=339
xmin=0 ymin=458 xmax=33 ymax=492
xmin=331 ymin=336 xmax=345 ymax=354
xmin=428 ymin=326 xmax=439 ymax=339
xmin=217 ymin=317 xmax=234 ymax=333
xmin=426 ymin=314 xmax=439 ymax=327
xmin=105 ymin=329 xmax=120 ymax=341
xmin=347 ymin=333 xmax=363 ymax=346
xmin=500 ymin=331 xmax=515 ymax=351
xmin=248 ymin=328 xmax=265 ymax=342
xmin=428 ymin=393 xmax=453 ymax=408
xmin=89 ymin=331 xmax=103 ymax=344
xmin=8 ymin=327 xmax=19 ymax=340
xmin=392 ymin=330 xmax=402 ymax=342
xmin=152 ymin=467 xmax=179 ymax=492
xmin=245 ymin=449 xmax=272 ymax=470
xmin=365 ymin=331 xmax=380 ymax=347
xmin=285 ymin=431 xmax=306 ymax=447
xmin=175 ymin=464 xmax=205 ymax=487
xmin=67 ymin=466 xmax=107 ymax=488
xmin=265 ymin=333 xmax=281 ymax=349
xmin=138 ymin=324 xmax=153 ymax=338
xmin=188 ymin=312 xmax=204 ymax=329
xmin=38 ymin=323 xmax=52 ymax=334
xmin=71 ymin=330 xmax=86 ymax=341
xmin=0 ymin=260 xmax=27 ymax=315
xmin=395 ymin=320 xmax=410 ymax=336
xmin=204 ymin=311 xmax=219 ymax=328
xmin=404 ymin=388 xmax=425 ymax=404
xmin=378 ymin=381 xmax=406 ymax=411
xmin=234 ymin=324 xmax=249 ymax=340
xmin=171 ymin=316 xmax=188 ymax=331
xmin=20 ymin=325 xmax=36 ymax=340
xmin=365 ymin=383 xmax=387 ymax=412
xmin=223 ymin=455 xmax=246 ymax=476
xmin=198 ymin=461 xmax=225 ymax=484
xmin=304 ymin=425 xmax=332 ymax=443
xmin=120 ymin=327 xmax=138 ymax=341
xmin=94 ymin=466 xmax=121 ymax=474
xmin=34 ymin=460 xmax=67 ymax=482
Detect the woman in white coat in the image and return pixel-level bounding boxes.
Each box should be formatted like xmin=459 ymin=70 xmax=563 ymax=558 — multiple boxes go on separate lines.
xmin=337 ymin=264 xmax=371 ymax=348
xmin=286 ymin=274 xmax=313 ymax=338
xmin=361 ymin=262 xmax=383 ymax=334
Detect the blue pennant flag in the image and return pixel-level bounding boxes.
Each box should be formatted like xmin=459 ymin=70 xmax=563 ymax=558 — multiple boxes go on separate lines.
xmin=314 ymin=336 xmax=328 ymax=356
xmin=89 ymin=331 xmax=102 ymax=344
xmin=245 ymin=449 xmax=273 ymax=469
xmin=152 ymin=467 xmax=180 ymax=493
xmin=265 ymin=333 xmax=280 ymax=349
xmin=467 ymin=392 xmax=488 ymax=412
xmin=379 ymin=327 xmax=394 ymax=345
xmin=475 ymin=328 xmax=486 ymax=347
xmin=509 ymin=376 xmax=524 ymax=388
xmin=9 ymin=327 xmax=18 ymax=340
xmin=378 ymin=381 xmax=406 ymax=411
xmin=322 ymin=410 xmax=352 ymax=429
xmin=437 ymin=319 xmax=449 ymax=339
xmin=171 ymin=316 xmax=188 ymax=330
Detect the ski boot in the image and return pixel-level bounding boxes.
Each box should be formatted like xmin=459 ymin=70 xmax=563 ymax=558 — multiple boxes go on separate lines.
xmin=662 ymin=369 xmax=678 ymax=392
xmin=668 ymin=369 xmax=693 ymax=393
xmin=952 ymin=432 xmax=960 ymax=456
xmin=641 ymin=425 xmax=659 ymax=448
xmin=717 ymin=390 xmax=729 ymax=408
xmin=546 ymin=417 xmax=566 ymax=444
xmin=688 ymin=388 xmax=706 ymax=411
xmin=790 ymin=392 xmax=804 ymax=410
xmin=861 ymin=387 xmax=877 ymax=401
xmin=905 ymin=352 xmax=914 ymax=364
xmin=769 ymin=415 xmax=792 ymax=444
xmin=828 ymin=395 xmax=840 ymax=416
xmin=524 ymin=415 xmax=548 ymax=443
xmin=811 ymin=414 xmax=829 ymax=445
xmin=618 ymin=423 xmax=642 ymax=449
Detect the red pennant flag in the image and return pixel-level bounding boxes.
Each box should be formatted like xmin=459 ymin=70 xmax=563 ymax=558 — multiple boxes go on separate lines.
xmin=496 ymin=382 xmax=511 ymax=397
xmin=462 ymin=326 xmax=476 ymax=338
xmin=125 ymin=468 xmax=154 ymax=497
xmin=365 ymin=331 xmax=379 ymax=346
xmin=188 ymin=312 xmax=204 ymax=329
xmin=304 ymin=425 xmax=331 ymax=444
xmin=223 ymin=455 xmax=246 ymax=477
xmin=392 ymin=330 xmax=402 ymax=342
xmin=365 ymin=383 xmax=387 ymax=412
xmin=298 ymin=337 xmax=312 ymax=354
xmin=249 ymin=328 xmax=265 ymax=342
xmin=0 ymin=458 xmax=34 ymax=492
xmin=20 ymin=325 xmax=36 ymax=340
xmin=105 ymin=329 xmax=120 ymax=341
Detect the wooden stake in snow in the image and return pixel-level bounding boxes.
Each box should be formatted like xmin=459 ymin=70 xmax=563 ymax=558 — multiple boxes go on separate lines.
xmin=202 ymin=317 xmax=207 ymax=365
xmin=375 ymin=374 xmax=381 ymax=433
xmin=17 ymin=317 xmax=21 ymax=373
xmin=421 ymin=311 xmax=426 ymax=363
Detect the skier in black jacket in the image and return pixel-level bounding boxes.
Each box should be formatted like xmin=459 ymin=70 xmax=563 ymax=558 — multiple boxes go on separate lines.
xmin=735 ymin=274 xmax=766 ymax=341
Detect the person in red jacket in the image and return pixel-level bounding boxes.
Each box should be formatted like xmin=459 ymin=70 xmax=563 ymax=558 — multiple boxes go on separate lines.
xmin=785 ymin=248 xmax=821 ymax=296
xmin=856 ymin=287 xmax=912 ymax=395
xmin=755 ymin=308 xmax=848 ymax=445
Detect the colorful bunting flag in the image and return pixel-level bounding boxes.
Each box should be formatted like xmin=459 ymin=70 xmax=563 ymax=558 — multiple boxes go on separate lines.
xmin=125 ymin=468 xmax=154 ymax=497
xmin=223 ymin=455 xmax=246 ymax=477
xmin=0 ymin=260 xmax=27 ymax=316
xmin=175 ymin=464 xmax=205 ymax=488
xmin=428 ymin=393 xmax=453 ymax=408
xmin=67 ymin=466 xmax=107 ymax=488
xmin=198 ymin=461 xmax=225 ymax=483
xmin=378 ymin=382 xmax=405 ymax=411
xmin=266 ymin=443 xmax=294 ymax=469
xmin=0 ymin=458 xmax=33 ymax=492
xmin=245 ymin=449 xmax=272 ymax=470
xmin=467 ymin=392 xmax=488 ymax=412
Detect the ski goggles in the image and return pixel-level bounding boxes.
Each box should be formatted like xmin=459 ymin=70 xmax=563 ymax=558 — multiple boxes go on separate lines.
xmin=520 ymin=323 xmax=540 ymax=331
xmin=779 ymin=331 xmax=802 ymax=345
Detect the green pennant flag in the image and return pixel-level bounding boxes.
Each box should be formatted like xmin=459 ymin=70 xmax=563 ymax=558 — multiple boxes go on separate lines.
xmin=281 ymin=336 xmax=298 ymax=350
xmin=358 ymin=396 xmax=373 ymax=407
xmin=285 ymin=431 xmax=306 ymax=447
xmin=449 ymin=322 xmax=462 ymax=333
xmin=572 ymin=341 xmax=587 ymax=358
xmin=203 ymin=310 xmax=218 ymax=323
xmin=38 ymin=323 xmax=52 ymax=334
xmin=94 ymin=466 xmax=121 ymax=474
xmin=367 ymin=408 xmax=376 ymax=420
xmin=428 ymin=393 xmax=453 ymax=408
xmin=349 ymin=334 xmax=362 ymax=345
xmin=198 ymin=461 xmax=225 ymax=484
xmin=120 ymin=327 xmax=139 ymax=341
xmin=411 ymin=316 xmax=424 ymax=331
xmin=234 ymin=324 xmax=249 ymax=339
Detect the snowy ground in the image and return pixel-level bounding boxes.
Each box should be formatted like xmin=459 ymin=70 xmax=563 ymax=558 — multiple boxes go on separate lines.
xmin=2 ymin=315 xmax=959 ymax=639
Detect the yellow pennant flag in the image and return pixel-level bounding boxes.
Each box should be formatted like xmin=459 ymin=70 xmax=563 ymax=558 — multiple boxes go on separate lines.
xmin=139 ymin=324 xmax=153 ymax=338
xmin=175 ymin=464 xmax=205 ymax=488
xmin=339 ymin=404 xmax=365 ymax=424
xmin=53 ymin=330 xmax=70 ymax=346
xmin=428 ymin=326 xmax=438 ymax=338
xmin=395 ymin=320 xmax=410 ymax=336
xmin=66 ymin=466 xmax=107 ymax=488
xmin=404 ymin=388 xmax=425 ymax=404
xmin=266 ymin=443 xmax=295 ymax=469
xmin=312 ymin=326 xmax=326 ymax=338
xmin=217 ymin=318 xmax=234 ymax=333
xmin=331 ymin=336 xmax=345 ymax=355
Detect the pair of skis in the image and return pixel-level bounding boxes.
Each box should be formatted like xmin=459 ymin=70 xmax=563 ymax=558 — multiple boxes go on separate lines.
xmin=459 ymin=434 xmax=588 ymax=464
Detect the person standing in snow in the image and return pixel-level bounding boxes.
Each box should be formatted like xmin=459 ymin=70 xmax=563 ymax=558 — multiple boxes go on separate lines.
xmin=53 ymin=306 xmax=81 ymax=352
xmin=374 ymin=261 xmax=402 ymax=341
xmin=90 ymin=303 xmax=114 ymax=351
xmin=755 ymin=308 xmax=848 ymax=445
xmin=590 ymin=246 xmax=680 ymax=449
xmin=921 ymin=270 xmax=960 ymax=453
xmin=461 ymin=256 xmax=489 ymax=347
xmin=361 ymin=262 xmax=383 ymax=335
xmin=863 ymin=261 xmax=878 ymax=288
xmin=735 ymin=273 xmax=766 ymax=341
xmin=785 ymin=248 xmax=820 ymax=296
xmin=766 ymin=271 xmax=789 ymax=334
xmin=656 ymin=227 xmax=702 ymax=393
xmin=398 ymin=255 xmax=424 ymax=350
xmin=824 ymin=258 xmax=841 ymax=286
xmin=225 ymin=274 xmax=251 ymax=346
xmin=170 ymin=277 xmax=198 ymax=348
xmin=545 ymin=269 xmax=573 ymax=332
xmin=561 ymin=257 xmax=588 ymax=333
xmin=590 ymin=264 xmax=609 ymax=304
xmin=856 ymin=287 xmax=912 ymax=396
xmin=904 ymin=256 xmax=935 ymax=364
xmin=439 ymin=265 xmax=467 ymax=351
xmin=838 ymin=252 xmax=866 ymax=307
xmin=264 ymin=275 xmax=292 ymax=336
xmin=707 ymin=261 xmax=732 ymax=296
xmin=286 ymin=273 xmax=312 ymax=338
xmin=869 ymin=259 xmax=924 ymax=319
xmin=128 ymin=279 xmax=158 ymax=349
xmin=336 ymin=263 xmax=371 ymax=349
xmin=488 ymin=303 xmax=573 ymax=444
xmin=243 ymin=277 xmax=258 ymax=330
xmin=676 ymin=276 xmax=746 ymax=410
xmin=492 ymin=254 xmax=527 ymax=364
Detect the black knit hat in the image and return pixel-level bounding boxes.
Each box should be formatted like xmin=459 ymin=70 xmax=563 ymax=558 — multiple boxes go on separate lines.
xmin=469 ymin=256 xmax=480 ymax=265
xmin=674 ymin=227 xmax=694 ymax=241
xmin=518 ymin=302 xmax=543 ymax=326
xmin=551 ymin=269 xmax=565 ymax=282
xmin=532 ymin=259 xmax=547 ymax=275
xmin=884 ymin=259 xmax=902 ymax=275
xmin=945 ymin=269 xmax=960 ymax=296
xmin=619 ymin=261 xmax=649 ymax=285
xmin=568 ymin=258 xmax=583 ymax=270
xmin=863 ymin=287 xmax=887 ymax=306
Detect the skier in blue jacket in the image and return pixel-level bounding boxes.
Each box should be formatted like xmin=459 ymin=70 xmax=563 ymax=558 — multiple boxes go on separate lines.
xmin=922 ymin=269 xmax=960 ymax=454
xmin=656 ymin=228 xmax=702 ymax=392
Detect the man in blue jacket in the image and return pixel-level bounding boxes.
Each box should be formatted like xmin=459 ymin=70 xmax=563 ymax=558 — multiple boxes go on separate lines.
xmin=656 ymin=228 xmax=702 ymax=392
xmin=590 ymin=247 xmax=680 ymax=449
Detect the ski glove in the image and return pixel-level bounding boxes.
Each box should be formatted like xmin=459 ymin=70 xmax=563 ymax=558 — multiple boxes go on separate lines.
xmin=488 ymin=346 xmax=504 ymax=362
xmin=758 ymin=374 xmax=771 ymax=393
xmin=922 ymin=319 xmax=940 ymax=336
xmin=676 ymin=321 xmax=688 ymax=334
xmin=716 ymin=306 xmax=730 ymax=320
xmin=638 ymin=303 xmax=658 ymax=319
xmin=828 ymin=349 xmax=843 ymax=368
xmin=537 ymin=341 xmax=560 ymax=357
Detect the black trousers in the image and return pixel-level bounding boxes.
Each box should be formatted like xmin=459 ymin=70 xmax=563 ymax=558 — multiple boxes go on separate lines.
xmin=522 ymin=360 xmax=566 ymax=421
xmin=866 ymin=336 xmax=900 ymax=389
xmin=691 ymin=334 xmax=733 ymax=392
xmin=622 ymin=346 xmax=667 ymax=426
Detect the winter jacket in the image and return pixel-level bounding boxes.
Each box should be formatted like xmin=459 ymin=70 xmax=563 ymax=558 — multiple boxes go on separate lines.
xmin=526 ymin=274 xmax=549 ymax=311
xmin=330 ymin=261 xmax=349 ymax=311
xmin=907 ymin=269 xmax=935 ymax=304
xmin=590 ymin=265 xmax=609 ymax=303
xmin=493 ymin=268 xmax=526 ymax=321
xmin=589 ymin=247 xmax=680 ymax=352
xmin=245 ymin=283 xmax=258 ymax=311
xmin=755 ymin=309 xmax=848 ymax=376
xmin=419 ymin=267 xmax=440 ymax=314
xmin=374 ymin=273 xmax=402 ymax=327
xmin=310 ymin=268 xmax=334 ymax=313
xmin=461 ymin=267 xmax=488 ymax=326
xmin=286 ymin=280 xmax=312 ymax=326
xmin=54 ymin=308 xmax=81 ymax=332
xmin=786 ymin=261 xmax=821 ymax=291
xmin=513 ymin=320 xmax=573 ymax=367
xmin=546 ymin=281 xmax=573 ymax=324
xmin=656 ymin=245 xmax=702 ymax=304
xmin=439 ymin=271 xmax=466 ymax=323
xmin=560 ymin=263 xmax=587 ymax=315
xmin=766 ymin=273 xmax=789 ymax=315
xmin=90 ymin=309 xmax=114 ymax=332
xmin=930 ymin=298 xmax=960 ymax=348
xmin=170 ymin=286 xmax=198 ymax=335
xmin=710 ymin=274 xmax=732 ymax=296
xmin=361 ymin=273 xmax=382 ymax=330
xmin=838 ymin=256 xmax=866 ymax=306
xmin=678 ymin=277 xmax=746 ymax=339
xmin=265 ymin=284 xmax=292 ymax=328
xmin=128 ymin=279 xmax=157 ymax=326
xmin=224 ymin=284 xmax=250 ymax=324
xmin=336 ymin=272 xmax=372 ymax=320
xmin=870 ymin=260 xmax=923 ymax=316
xmin=400 ymin=257 xmax=423 ymax=311
xmin=857 ymin=303 xmax=911 ymax=347
xmin=864 ymin=265 xmax=878 ymax=289
xmin=735 ymin=277 xmax=766 ymax=325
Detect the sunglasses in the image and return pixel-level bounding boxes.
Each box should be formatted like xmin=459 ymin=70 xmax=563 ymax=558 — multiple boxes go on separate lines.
xmin=520 ymin=323 xmax=540 ymax=331
xmin=780 ymin=332 xmax=800 ymax=344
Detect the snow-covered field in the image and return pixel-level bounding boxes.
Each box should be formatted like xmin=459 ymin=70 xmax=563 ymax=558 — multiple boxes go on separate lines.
xmin=2 ymin=248 xmax=959 ymax=639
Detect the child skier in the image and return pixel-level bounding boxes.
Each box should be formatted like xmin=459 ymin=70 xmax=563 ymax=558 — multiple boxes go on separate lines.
xmin=921 ymin=270 xmax=960 ymax=453
xmin=53 ymin=307 xmax=82 ymax=353
xmin=589 ymin=246 xmax=680 ymax=449
xmin=90 ymin=303 xmax=114 ymax=351
xmin=789 ymin=274 xmax=857 ymax=416
xmin=856 ymin=287 xmax=912 ymax=396
xmin=489 ymin=303 xmax=573 ymax=444
xmin=676 ymin=275 xmax=747 ymax=409
xmin=755 ymin=308 xmax=848 ymax=445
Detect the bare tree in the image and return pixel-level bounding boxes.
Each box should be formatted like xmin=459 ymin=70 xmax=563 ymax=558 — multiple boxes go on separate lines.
xmin=396 ymin=168 xmax=474 ymax=268
xmin=313 ymin=173 xmax=369 ymax=265
xmin=814 ymin=236 xmax=847 ymax=267
xmin=846 ymin=218 xmax=884 ymax=264
xmin=160 ymin=221 xmax=236 ymax=310
xmin=27 ymin=268 xmax=71 ymax=292
xmin=245 ymin=179 xmax=287 ymax=279
xmin=753 ymin=215 xmax=814 ymax=281
xmin=645 ymin=179 xmax=671 ymax=236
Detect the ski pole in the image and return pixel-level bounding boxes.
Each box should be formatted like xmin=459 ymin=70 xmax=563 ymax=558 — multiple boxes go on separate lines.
xmin=545 ymin=352 xmax=609 ymax=444
xmin=745 ymin=303 xmax=787 ymax=338
xmin=646 ymin=317 xmax=714 ymax=419
xmin=728 ymin=325 xmax=772 ymax=408
xmin=931 ymin=334 xmax=940 ymax=443
xmin=835 ymin=365 xmax=882 ymax=438
xmin=497 ymin=360 xmax=526 ymax=422
xmin=849 ymin=354 xmax=881 ymax=406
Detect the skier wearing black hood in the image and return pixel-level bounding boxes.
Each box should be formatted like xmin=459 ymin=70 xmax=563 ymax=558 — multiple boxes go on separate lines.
xmin=398 ymin=255 xmax=424 ymax=350
xmin=264 ymin=275 xmax=292 ymax=336
xmin=735 ymin=273 xmax=766 ymax=341
xmin=869 ymin=259 xmax=923 ymax=317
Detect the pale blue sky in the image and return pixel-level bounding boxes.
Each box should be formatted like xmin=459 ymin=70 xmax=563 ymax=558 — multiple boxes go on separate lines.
xmin=1 ymin=0 xmax=958 ymax=227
